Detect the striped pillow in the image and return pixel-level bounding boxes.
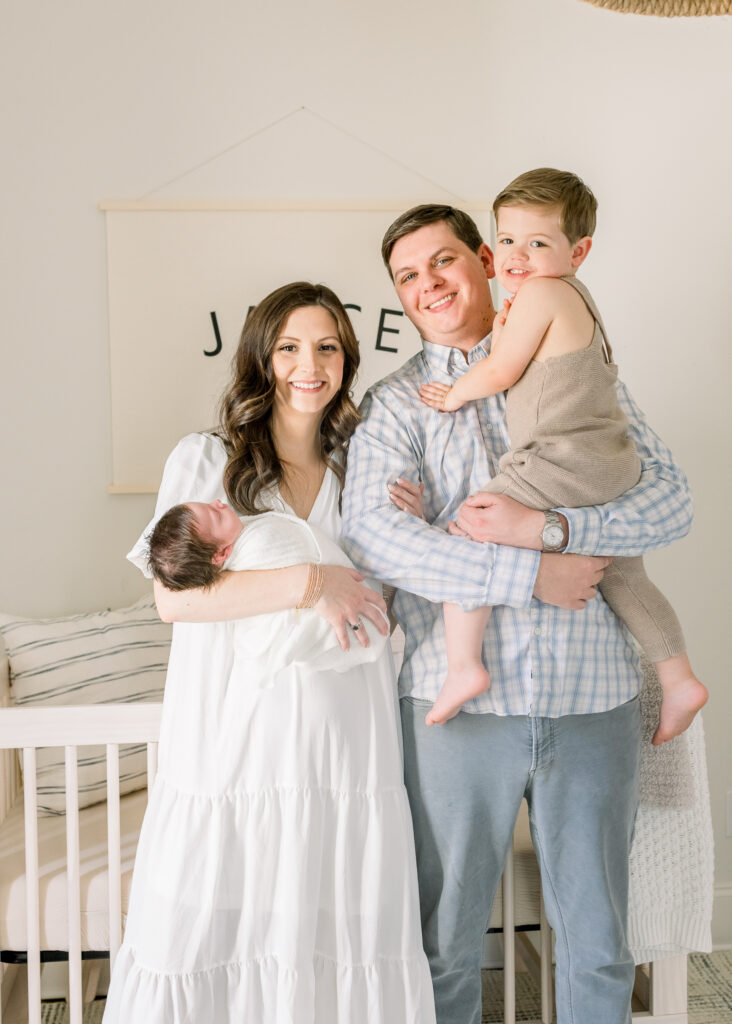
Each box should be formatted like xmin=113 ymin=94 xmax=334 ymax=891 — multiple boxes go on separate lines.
xmin=0 ymin=595 xmax=171 ymax=815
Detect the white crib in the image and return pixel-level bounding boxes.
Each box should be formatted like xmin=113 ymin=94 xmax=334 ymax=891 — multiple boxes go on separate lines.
xmin=0 ymin=643 xmax=688 ymax=1023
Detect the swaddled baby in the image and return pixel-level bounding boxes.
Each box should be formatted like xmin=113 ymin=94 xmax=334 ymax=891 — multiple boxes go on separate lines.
xmin=148 ymin=500 xmax=387 ymax=680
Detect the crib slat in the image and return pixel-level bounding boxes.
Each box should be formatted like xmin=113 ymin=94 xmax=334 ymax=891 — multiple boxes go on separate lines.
xmin=146 ymin=740 xmax=158 ymax=795
xmin=106 ymin=743 xmax=122 ymax=968
xmin=539 ymin=896 xmax=553 ymax=1023
xmin=65 ymin=747 xmax=83 ymax=1024
xmin=502 ymin=841 xmax=516 ymax=1024
xmin=22 ymin=748 xmax=41 ymax=1024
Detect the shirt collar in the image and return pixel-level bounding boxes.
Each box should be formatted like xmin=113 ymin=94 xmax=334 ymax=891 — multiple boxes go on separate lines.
xmin=421 ymin=333 xmax=492 ymax=378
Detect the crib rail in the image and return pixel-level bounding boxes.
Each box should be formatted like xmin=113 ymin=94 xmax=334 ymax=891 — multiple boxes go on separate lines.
xmin=0 ymin=703 xmax=687 ymax=1023
xmin=0 ymin=704 xmax=162 ymax=1024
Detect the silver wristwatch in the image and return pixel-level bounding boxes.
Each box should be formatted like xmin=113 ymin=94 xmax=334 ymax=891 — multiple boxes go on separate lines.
xmin=541 ymin=510 xmax=565 ymax=552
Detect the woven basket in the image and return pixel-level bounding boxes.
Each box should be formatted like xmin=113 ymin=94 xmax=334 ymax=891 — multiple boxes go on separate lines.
xmin=579 ymin=0 xmax=731 ymax=14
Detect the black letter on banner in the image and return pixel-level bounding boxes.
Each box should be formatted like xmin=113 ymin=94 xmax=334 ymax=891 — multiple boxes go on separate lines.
xmin=205 ymin=312 xmax=223 ymax=357
xmin=344 ymin=304 xmax=362 ymax=313
xmin=376 ymin=308 xmax=402 ymax=353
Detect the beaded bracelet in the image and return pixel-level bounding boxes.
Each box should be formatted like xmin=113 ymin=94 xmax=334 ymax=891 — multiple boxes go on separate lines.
xmin=296 ymin=563 xmax=325 ymax=610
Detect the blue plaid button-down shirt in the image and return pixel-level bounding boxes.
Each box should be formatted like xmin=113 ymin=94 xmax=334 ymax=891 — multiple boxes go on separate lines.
xmin=341 ymin=336 xmax=693 ymax=718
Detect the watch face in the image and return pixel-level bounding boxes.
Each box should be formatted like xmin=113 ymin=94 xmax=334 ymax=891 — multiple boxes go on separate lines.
xmin=545 ymin=525 xmax=564 ymax=548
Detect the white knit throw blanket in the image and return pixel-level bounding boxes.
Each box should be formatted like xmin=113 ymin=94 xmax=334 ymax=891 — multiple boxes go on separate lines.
xmin=628 ymin=659 xmax=714 ymax=962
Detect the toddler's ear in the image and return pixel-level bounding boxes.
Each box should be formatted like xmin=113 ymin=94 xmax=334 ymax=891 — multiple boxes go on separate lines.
xmin=571 ymin=236 xmax=592 ymax=268
xmin=212 ymin=544 xmax=233 ymax=567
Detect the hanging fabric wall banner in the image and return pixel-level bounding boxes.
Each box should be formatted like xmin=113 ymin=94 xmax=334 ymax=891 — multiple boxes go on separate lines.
xmin=100 ymin=201 xmax=494 ymax=493
xmin=578 ymin=0 xmax=730 ymax=14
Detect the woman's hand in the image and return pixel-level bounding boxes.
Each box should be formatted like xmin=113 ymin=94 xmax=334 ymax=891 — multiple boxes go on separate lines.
xmin=314 ymin=565 xmax=389 ymax=651
xmin=388 ymin=477 xmax=425 ymax=519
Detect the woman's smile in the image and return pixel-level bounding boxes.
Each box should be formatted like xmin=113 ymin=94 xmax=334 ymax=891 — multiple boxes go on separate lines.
xmin=271 ymin=305 xmax=345 ymax=416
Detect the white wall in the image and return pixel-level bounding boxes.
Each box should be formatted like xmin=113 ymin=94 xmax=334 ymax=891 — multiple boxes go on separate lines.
xmin=2 ymin=0 xmax=731 ymax=942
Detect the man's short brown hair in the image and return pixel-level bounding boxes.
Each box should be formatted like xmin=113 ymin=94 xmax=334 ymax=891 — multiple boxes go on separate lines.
xmin=381 ymin=204 xmax=484 ymax=277
xmin=147 ymin=504 xmax=222 ymax=592
xmin=493 ymin=168 xmax=597 ymax=244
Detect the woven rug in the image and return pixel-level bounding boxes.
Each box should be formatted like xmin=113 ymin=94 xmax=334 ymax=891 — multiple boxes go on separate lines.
xmin=39 ymin=950 xmax=732 ymax=1023
xmin=41 ymin=1001 xmax=104 ymax=1023
xmin=480 ymin=950 xmax=732 ymax=1023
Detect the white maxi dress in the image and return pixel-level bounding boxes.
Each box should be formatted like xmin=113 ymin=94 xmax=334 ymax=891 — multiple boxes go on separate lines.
xmin=103 ymin=432 xmax=436 ymax=1024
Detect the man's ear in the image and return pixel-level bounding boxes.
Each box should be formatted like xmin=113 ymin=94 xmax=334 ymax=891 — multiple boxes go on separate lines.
xmin=212 ymin=544 xmax=233 ymax=567
xmin=478 ymin=242 xmax=496 ymax=280
xmin=571 ymin=236 xmax=592 ymax=269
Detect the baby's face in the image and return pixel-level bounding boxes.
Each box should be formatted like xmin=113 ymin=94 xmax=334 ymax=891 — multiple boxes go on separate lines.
xmin=187 ymin=500 xmax=242 ymax=550
xmin=494 ymin=204 xmax=586 ymax=294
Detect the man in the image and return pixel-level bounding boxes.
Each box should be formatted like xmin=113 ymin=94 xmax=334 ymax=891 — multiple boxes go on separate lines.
xmin=340 ymin=204 xmax=692 ymax=1024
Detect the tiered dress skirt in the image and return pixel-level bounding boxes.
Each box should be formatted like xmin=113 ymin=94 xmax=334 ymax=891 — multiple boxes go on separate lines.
xmin=103 ymin=619 xmax=435 ymax=1023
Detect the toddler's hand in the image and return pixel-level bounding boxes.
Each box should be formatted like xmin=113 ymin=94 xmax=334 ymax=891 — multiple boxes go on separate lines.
xmin=491 ymin=297 xmax=513 ymax=346
xmin=388 ymin=478 xmax=425 ymax=519
xmin=419 ymin=382 xmax=464 ymax=412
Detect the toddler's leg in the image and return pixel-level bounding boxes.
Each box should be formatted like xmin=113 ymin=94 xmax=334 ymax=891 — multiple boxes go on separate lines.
xmin=426 ymin=603 xmax=492 ymax=726
xmin=600 ymin=557 xmax=707 ymax=745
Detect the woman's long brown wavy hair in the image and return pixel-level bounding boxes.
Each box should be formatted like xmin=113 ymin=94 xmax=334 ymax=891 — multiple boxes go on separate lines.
xmin=218 ymin=282 xmax=361 ymax=515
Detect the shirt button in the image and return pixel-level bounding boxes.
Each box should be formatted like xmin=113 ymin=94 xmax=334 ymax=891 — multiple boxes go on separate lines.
xmin=534 ymin=627 xmax=542 ymax=636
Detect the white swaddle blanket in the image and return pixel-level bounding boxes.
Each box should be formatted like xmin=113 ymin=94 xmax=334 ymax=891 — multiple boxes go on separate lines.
xmin=227 ymin=511 xmax=387 ymax=682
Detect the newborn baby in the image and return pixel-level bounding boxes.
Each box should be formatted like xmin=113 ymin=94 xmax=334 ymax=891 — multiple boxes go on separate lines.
xmin=148 ymin=500 xmax=387 ymax=680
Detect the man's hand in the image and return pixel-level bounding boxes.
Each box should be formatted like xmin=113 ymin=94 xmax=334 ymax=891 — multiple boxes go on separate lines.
xmin=456 ymin=492 xmax=556 ymax=550
xmin=534 ymin=553 xmax=610 ymax=610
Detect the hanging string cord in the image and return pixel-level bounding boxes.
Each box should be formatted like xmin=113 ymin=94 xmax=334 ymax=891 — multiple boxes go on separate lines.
xmin=141 ymin=105 xmax=468 ymax=203
xmin=141 ymin=108 xmax=303 ymax=198
xmin=303 ymin=107 xmax=468 ymax=202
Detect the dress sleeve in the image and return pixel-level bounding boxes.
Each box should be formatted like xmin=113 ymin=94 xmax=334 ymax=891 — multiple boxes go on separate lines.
xmin=126 ymin=433 xmax=228 ymax=577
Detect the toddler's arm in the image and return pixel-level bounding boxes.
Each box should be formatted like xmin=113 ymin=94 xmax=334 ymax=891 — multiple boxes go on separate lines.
xmin=419 ymin=283 xmax=559 ymax=411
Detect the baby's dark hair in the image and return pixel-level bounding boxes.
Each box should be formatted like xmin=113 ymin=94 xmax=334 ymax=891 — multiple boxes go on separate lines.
xmin=147 ymin=504 xmax=223 ymax=592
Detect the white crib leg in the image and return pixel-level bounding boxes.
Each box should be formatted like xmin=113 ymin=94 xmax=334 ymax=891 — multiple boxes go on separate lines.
xmin=502 ymin=842 xmax=516 ymax=1024
xmin=65 ymin=746 xmax=83 ymax=1024
xmin=22 ymin=748 xmax=41 ymax=1024
xmin=539 ymin=896 xmax=553 ymax=1023
xmin=649 ymin=955 xmax=688 ymax=1018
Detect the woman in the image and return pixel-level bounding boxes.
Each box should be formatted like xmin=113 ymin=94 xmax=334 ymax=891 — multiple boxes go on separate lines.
xmin=103 ymin=282 xmax=436 ymax=1023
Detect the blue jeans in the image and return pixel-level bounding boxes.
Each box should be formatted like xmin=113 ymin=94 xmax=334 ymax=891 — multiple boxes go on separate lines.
xmin=400 ymin=696 xmax=641 ymax=1024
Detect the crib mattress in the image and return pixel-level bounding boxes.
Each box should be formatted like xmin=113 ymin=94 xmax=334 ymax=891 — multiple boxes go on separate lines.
xmin=0 ymin=789 xmax=147 ymax=950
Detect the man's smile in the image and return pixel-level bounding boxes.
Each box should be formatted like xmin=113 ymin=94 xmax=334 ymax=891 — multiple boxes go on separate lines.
xmin=425 ymin=292 xmax=457 ymax=311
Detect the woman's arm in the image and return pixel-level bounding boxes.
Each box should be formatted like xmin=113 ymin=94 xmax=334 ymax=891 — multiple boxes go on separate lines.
xmin=154 ymin=564 xmax=309 ymax=622
xmin=141 ymin=434 xmax=387 ymax=648
xmin=155 ymin=563 xmax=388 ymax=651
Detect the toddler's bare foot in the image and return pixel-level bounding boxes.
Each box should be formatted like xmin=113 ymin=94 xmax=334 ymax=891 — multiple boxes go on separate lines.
xmin=426 ymin=664 xmax=491 ymax=726
xmin=652 ymin=655 xmax=708 ymax=746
